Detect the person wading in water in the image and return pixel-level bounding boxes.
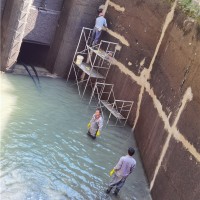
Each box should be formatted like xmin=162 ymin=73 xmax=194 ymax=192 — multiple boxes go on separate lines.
xmin=87 ymin=109 xmax=103 ymax=139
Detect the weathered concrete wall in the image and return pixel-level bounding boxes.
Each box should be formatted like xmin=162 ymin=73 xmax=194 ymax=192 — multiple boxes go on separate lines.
xmin=47 ymin=0 xmax=105 ymax=75
xmin=24 ymin=8 xmax=60 ymax=44
xmin=1 ymin=0 xmax=7 ymax=16
xmin=1 ymin=0 xmax=199 ymax=199
xmin=1 ymin=0 xmax=62 ymax=70
xmin=24 ymin=0 xmax=63 ymax=44
xmin=1 ymin=0 xmax=103 ymax=71
xmin=45 ymin=0 xmax=74 ymax=72
xmin=1 ymin=0 xmax=18 ymax=70
xmin=103 ymin=0 xmax=200 ymax=200
xmin=32 ymin=0 xmax=63 ymax=10
xmin=1 ymin=0 xmax=33 ymax=70
xmin=1 ymin=0 xmax=7 ymax=67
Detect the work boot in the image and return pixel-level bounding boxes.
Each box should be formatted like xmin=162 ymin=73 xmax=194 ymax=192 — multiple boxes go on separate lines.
xmin=113 ymin=188 xmax=120 ymax=196
xmin=105 ymin=187 xmax=112 ymax=194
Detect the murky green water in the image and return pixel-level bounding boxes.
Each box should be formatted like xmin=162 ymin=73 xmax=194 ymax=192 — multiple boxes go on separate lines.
xmin=0 ymin=74 xmax=151 ymax=200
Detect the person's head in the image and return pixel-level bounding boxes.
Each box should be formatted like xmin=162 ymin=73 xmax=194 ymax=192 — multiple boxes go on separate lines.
xmin=95 ymin=108 xmax=101 ymax=118
xmin=128 ymin=147 xmax=135 ymax=156
xmin=98 ymin=8 xmax=103 ymax=14
xmin=99 ymin=12 xmax=104 ymax=17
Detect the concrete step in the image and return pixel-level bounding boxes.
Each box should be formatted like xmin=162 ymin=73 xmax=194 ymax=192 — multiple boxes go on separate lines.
xmin=11 ymin=64 xmax=59 ymax=78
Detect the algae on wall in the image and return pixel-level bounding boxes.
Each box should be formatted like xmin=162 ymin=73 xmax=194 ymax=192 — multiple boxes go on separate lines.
xmin=168 ymin=0 xmax=200 ymax=21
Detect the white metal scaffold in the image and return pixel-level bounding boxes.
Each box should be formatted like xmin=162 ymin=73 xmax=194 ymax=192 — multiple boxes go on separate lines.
xmin=89 ymin=82 xmax=134 ymax=127
xmin=67 ymin=27 xmax=118 ymax=98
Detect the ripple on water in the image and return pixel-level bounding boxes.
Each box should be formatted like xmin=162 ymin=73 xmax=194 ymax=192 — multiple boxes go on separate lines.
xmin=1 ymin=75 xmax=151 ymax=200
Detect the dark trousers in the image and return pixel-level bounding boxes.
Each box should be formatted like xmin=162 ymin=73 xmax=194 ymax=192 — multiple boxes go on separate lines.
xmin=109 ymin=176 xmax=126 ymax=191
xmin=87 ymin=131 xmax=96 ymax=139
xmin=90 ymin=27 xmax=102 ymax=46
xmin=107 ymin=175 xmax=127 ymax=194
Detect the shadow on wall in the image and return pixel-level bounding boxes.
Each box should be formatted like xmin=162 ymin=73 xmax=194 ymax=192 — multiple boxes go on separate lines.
xmin=17 ymin=41 xmax=50 ymax=67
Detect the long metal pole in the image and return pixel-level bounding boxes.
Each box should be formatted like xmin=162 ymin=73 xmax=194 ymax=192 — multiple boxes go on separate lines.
xmin=67 ymin=28 xmax=84 ymax=82
xmin=124 ymin=102 xmax=134 ymax=126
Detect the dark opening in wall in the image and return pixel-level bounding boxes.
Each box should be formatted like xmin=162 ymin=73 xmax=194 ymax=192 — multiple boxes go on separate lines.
xmin=17 ymin=41 xmax=50 ymax=68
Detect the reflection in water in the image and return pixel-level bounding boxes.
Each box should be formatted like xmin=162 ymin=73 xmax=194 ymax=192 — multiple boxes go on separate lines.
xmin=0 ymin=74 xmax=151 ymax=200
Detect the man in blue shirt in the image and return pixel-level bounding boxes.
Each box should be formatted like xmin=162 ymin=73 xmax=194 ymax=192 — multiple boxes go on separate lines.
xmin=90 ymin=12 xmax=107 ymax=46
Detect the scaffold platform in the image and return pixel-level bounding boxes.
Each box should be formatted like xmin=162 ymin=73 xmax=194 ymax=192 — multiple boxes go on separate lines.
xmin=67 ymin=27 xmax=118 ymax=98
xmin=89 ymin=82 xmax=134 ymax=127
xmin=67 ymin=27 xmax=134 ymax=127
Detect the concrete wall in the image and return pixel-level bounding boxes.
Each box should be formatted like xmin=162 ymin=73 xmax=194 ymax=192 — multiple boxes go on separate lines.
xmin=24 ymin=0 xmax=63 ymax=44
xmin=1 ymin=0 xmax=103 ymax=71
xmin=1 ymin=0 xmax=31 ymax=70
xmin=1 ymin=0 xmax=200 ymax=199
xmin=24 ymin=8 xmax=60 ymax=45
xmin=1 ymin=0 xmax=62 ymax=69
xmin=1 ymin=0 xmax=7 ymax=67
xmin=47 ymin=0 xmax=105 ymax=75
xmin=32 ymin=0 xmax=63 ymax=10
xmin=1 ymin=0 xmax=7 ymax=16
xmin=103 ymin=0 xmax=200 ymax=200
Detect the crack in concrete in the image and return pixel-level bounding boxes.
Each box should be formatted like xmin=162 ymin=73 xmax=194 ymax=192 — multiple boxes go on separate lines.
xmin=180 ymin=64 xmax=191 ymax=92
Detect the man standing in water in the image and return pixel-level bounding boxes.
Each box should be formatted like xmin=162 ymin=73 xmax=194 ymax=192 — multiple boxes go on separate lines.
xmin=106 ymin=147 xmax=136 ymax=195
xmin=87 ymin=109 xmax=103 ymax=139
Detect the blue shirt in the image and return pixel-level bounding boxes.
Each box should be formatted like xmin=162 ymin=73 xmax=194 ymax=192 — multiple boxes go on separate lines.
xmin=95 ymin=16 xmax=107 ymax=31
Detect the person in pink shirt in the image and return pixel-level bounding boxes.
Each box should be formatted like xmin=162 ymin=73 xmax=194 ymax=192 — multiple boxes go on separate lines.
xmin=106 ymin=147 xmax=136 ymax=195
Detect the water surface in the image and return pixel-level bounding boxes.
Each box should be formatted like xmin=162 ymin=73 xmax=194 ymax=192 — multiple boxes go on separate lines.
xmin=0 ymin=74 xmax=151 ymax=200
